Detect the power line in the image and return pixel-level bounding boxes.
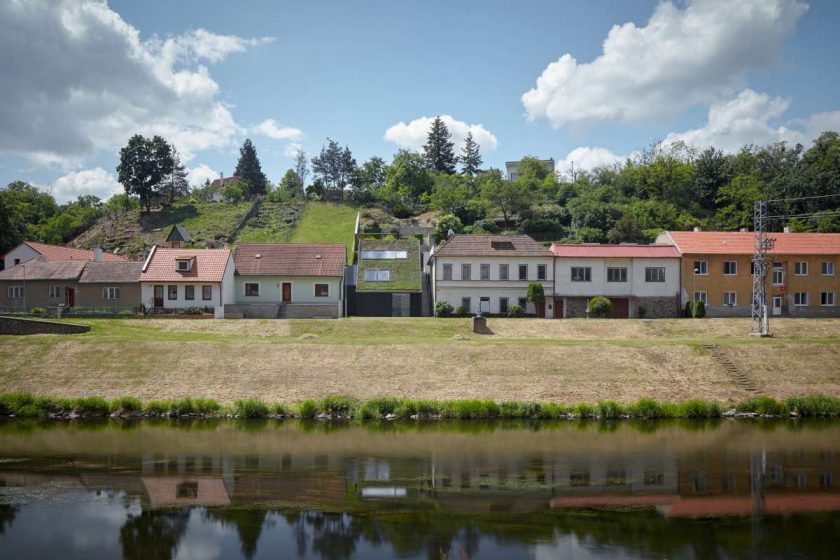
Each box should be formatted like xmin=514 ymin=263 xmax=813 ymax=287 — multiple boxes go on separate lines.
xmin=765 ymin=210 xmax=840 ymax=220
xmin=766 ymin=193 xmax=840 ymax=204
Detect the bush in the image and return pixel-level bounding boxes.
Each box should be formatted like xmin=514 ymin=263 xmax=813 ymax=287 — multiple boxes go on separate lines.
xmin=435 ymin=301 xmax=454 ymax=318
xmin=234 ymin=398 xmax=269 ymax=418
xmin=737 ymin=396 xmax=787 ymax=416
xmin=433 ymin=214 xmax=463 ymax=243
xmin=169 ymin=398 xmax=196 ymax=416
xmin=574 ymin=402 xmax=596 ymax=418
xmin=270 ymin=402 xmax=293 ymax=416
xmin=678 ymin=399 xmax=721 ymax=419
xmin=393 ymin=399 xmax=440 ymax=418
xmin=507 ymin=304 xmax=525 ymax=318
xmin=439 ymin=399 xmax=499 ymax=419
xmin=637 ymin=306 xmax=647 ymax=318
xmin=786 ymin=394 xmax=840 ymax=417
xmin=193 ymin=398 xmax=221 ymax=414
xmin=499 ymin=401 xmax=541 ymax=419
xmin=111 ymin=396 xmax=143 ymax=413
xmin=540 ymin=403 xmax=570 ymax=419
xmin=297 ymin=399 xmax=319 ymax=418
xmin=357 ymin=397 xmax=402 ymax=419
xmin=454 ymin=305 xmax=468 ymax=317
xmin=685 ymin=300 xmax=706 ymax=318
xmin=588 ymin=296 xmax=613 ymax=318
xmin=319 ymin=396 xmax=354 ymax=417
xmin=628 ymin=398 xmax=676 ymax=419
xmin=597 ymin=400 xmax=624 ymax=419
xmin=526 ymin=283 xmax=545 ymax=308
xmin=73 ymin=396 xmax=110 ymax=415
xmin=145 ymin=400 xmax=171 ymax=415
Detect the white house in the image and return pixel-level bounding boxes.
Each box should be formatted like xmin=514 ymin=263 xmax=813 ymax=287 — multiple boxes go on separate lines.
xmin=3 ymin=241 xmax=126 ymax=270
xmin=429 ymin=234 xmax=555 ymax=317
xmin=551 ymin=244 xmax=681 ymax=318
xmin=139 ymin=246 xmax=234 ymax=318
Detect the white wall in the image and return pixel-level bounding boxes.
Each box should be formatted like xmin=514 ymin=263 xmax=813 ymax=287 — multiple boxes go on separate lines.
xmin=3 ymin=244 xmax=40 ymax=270
xmin=141 ymin=282 xmax=223 ymax=309
xmin=554 ymin=257 xmax=680 ymax=297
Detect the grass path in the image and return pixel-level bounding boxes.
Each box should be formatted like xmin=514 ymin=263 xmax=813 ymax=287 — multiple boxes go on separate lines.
xmin=289 ymin=202 xmax=359 ymax=261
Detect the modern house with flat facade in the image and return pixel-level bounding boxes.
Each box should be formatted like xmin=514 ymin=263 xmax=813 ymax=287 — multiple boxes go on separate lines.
xmin=2 ymin=241 xmax=126 ymax=270
xmin=350 ymin=236 xmax=423 ymax=317
xmin=429 ymin=234 xmax=555 ymax=317
xmin=139 ymin=246 xmax=234 ymax=318
xmin=231 ymin=243 xmax=346 ymax=318
xmin=551 ymin=244 xmax=681 ymax=318
xmin=656 ymin=230 xmax=840 ymax=317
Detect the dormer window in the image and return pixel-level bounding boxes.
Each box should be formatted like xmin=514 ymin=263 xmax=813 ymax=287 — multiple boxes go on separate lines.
xmin=176 ymin=258 xmax=193 ymax=272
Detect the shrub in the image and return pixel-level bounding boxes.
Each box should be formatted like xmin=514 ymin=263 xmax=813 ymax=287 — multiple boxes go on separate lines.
xmin=737 ymin=396 xmax=787 ymax=416
xmin=454 ymin=305 xmax=468 ymax=317
xmin=319 ymin=396 xmax=354 ymax=417
xmin=393 ymin=399 xmax=440 ymax=418
xmin=628 ymin=398 xmax=675 ymax=419
xmin=169 ymin=398 xmax=196 ymax=416
xmin=588 ymin=296 xmax=613 ymax=318
xmin=685 ymin=300 xmax=706 ymax=318
xmin=526 ymin=283 xmax=545 ymax=307
xmin=435 ymin=301 xmax=454 ymax=317
xmin=73 ymin=396 xmax=110 ymax=415
xmin=297 ymin=399 xmax=319 ymax=418
xmin=145 ymin=400 xmax=171 ymax=415
xmin=193 ymin=398 xmax=221 ymax=414
xmin=111 ymin=396 xmax=143 ymax=413
xmin=270 ymin=402 xmax=293 ymax=416
xmin=597 ymin=400 xmax=624 ymax=419
xmin=440 ymin=399 xmax=499 ymax=419
xmin=574 ymin=402 xmax=596 ymax=418
xmin=678 ymin=399 xmax=721 ymax=419
xmin=357 ymin=397 xmax=402 ymax=419
xmin=433 ymin=214 xmax=463 ymax=243
xmin=540 ymin=403 xmax=570 ymax=419
xmin=235 ymin=398 xmax=269 ymax=418
xmin=786 ymin=394 xmax=840 ymax=417
xmin=499 ymin=401 xmax=541 ymax=419
xmin=507 ymin=304 xmax=525 ymax=318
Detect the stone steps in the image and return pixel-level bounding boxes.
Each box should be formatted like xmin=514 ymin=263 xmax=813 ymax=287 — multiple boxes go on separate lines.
xmin=701 ymin=343 xmax=758 ymax=392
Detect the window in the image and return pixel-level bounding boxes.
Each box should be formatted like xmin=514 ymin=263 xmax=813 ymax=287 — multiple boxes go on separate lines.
xmin=794 ymin=292 xmax=809 ymax=306
xmin=772 ymin=263 xmax=784 ymax=285
xmin=795 ymin=261 xmax=808 ymax=276
xmin=723 ymin=291 xmax=737 ymax=306
xmin=537 ymin=264 xmax=547 ymax=280
xmin=723 ymin=261 xmax=737 ymax=275
xmin=167 ymin=285 xmax=178 ymax=300
xmin=244 ymin=283 xmax=260 ymax=297
xmin=822 ymin=261 xmax=835 ymax=276
xmin=821 ymin=292 xmax=835 ymax=306
xmin=171 ymin=241 xmax=181 ymax=249
xmin=49 ymin=285 xmax=61 ymax=298
xmin=518 ymin=297 xmax=527 ymax=309
xmin=202 ymin=285 xmax=212 ymax=300
xmin=694 ymin=261 xmax=708 ymax=275
xmin=102 ymin=287 xmax=120 ymax=300
xmin=480 ymin=264 xmax=490 ymax=280
xmin=13 ymin=258 xmax=20 ymax=266
xmin=361 ymin=250 xmax=407 ymax=259
xmin=184 ymin=285 xmax=195 ymax=300
xmin=461 ymin=297 xmax=471 ymax=312
xmin=518 ymin=264 xmax=527 ymax=280
xmin=364 ymin=269 xmax=390 ymax=282
xmin=479 ymin=296 xmax=490 ymax=313
xmin=442 ymin=264 xmax=452 ymax=280
xmin=7 ymin=286 xmax=24 ymax=299
xmin=694 ymin=291 xmax=707 ymax=304
xmin=176 ymin=259 xmax=191 ymax=272
xmin=607 ymin=267 xmax=627 ymax=282
xmin=499 ymin=297 xmax=509 ymax=314
xmin=461 ymin=264 xmax=471 ymax=280
xmin=315 ymin=284 xmax=329 ymax=297
xmin=499 ymin=264 xmax=509 ymax=280
xmin=571 ymin=267 xmax=591 ymax=282
xmin=645 ymin=267 xmax=665 ymax=282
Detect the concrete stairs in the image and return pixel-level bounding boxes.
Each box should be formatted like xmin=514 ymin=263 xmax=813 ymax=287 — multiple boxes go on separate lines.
xmin=701 ymin=343 xmax=758 ymax=393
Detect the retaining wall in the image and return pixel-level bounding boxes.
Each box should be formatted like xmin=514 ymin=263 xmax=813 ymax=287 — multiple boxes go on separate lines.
xmin=0 ymin=316 xmax=90 ymax=335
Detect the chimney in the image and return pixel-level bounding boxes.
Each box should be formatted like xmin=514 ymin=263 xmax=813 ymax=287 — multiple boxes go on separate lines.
xmin=93 ymin=246 xmax=103 ymax=262
xmin=739 ymin=227 xmax=748 ymax=233
xmin=783 ymin=226 xmax=791 ymax=233
xmin=693 ymin=226 xmax=702 ymax=232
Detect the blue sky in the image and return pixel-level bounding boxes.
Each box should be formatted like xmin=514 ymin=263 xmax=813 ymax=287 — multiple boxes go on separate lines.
xmin=1 ymin=0 xmax=838 ymax=202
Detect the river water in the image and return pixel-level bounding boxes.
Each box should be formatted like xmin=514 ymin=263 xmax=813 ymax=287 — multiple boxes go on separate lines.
xmin=0 ymin=419 xmax=838 ymax=559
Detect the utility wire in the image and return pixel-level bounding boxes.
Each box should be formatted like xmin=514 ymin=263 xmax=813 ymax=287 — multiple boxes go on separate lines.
xmin=766 ymin=193 xmax=840 ymax=203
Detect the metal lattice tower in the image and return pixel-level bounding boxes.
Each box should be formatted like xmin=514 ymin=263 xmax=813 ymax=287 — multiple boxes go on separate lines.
xmin=751 ymin=201 xmax=774 ymax=336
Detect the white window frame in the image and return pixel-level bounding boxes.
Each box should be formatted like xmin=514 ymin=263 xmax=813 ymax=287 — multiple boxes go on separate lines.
xmin=794 ymin=292 xmax=809 ymax=306
xmin=821 ymin=292 xmax=835 ymax=307
xmin=518 ymin=264 xmax=528 ymax=280
xmin=693 ymin=261 xmax=708 ymax=275
xmin=8 ymin=286 xmax=24 ymax=299
xmin=442 ymin=264 xmax=452 ymax=281
xmin=480 ymin=264 xmax=490 ymax=280
xmin=499 ymin=264 xmax=509 ymax=280
xmin=176 ymin=259 xmax=192 ymax=272
xmin=723 ymin=261 xmax=737 ymax=276
xmin=244 ymin=282 xmax=260 ymax=297
xmin=314 ymin=283 xmax=330 ymax=298
xmin=607 ymin=267 xmax=627 ymax=283
xmin=102 ymin=287 xmax=121 ymax=300
xmin=479 ymin=296 xmax=490 ymax=314
xmin=361 ymin=250 xmax=407 ymax=260
xmin=723 ymin=291 xmax=737 ymax=306
xmin=772 ymin=264 xmax=784 ymax=285
xmin=693 ymin=291 xmax=707 ymax=304
xmin=645 ymin=267 xmax=666 ymax=283
xmin=794 ymin=261 xmax=809 ymax=276
xmin=537 ymin=264 xmax=547 ymax=280
xmin=49 ymin=285 xmax=61 ymax=299
xmin=822 ymin=261 xmax=835 ymax=276
xmin=571 ymin=267 xmax=591 ymax=282
xmin=167 ymin=285 xmax=178 ymax=300
xmin=202 ymin=285 xmax=212 ymax=301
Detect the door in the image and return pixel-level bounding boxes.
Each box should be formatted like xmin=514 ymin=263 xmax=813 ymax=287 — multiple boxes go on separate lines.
xmin=772 ymin=296 xmax=782 ymax=316
xmin=554 ymin=297 xmax=564 ymax=319
xmin=610 ymin=298 xmax=630 ymax=318
xmin=66 ymin=288 xmax=75 ymax=307
xmin=154 ymin=285 xmax=164 ymax=308
xmin=282 ymin=282 xmax=292 ymax=303
xmin=536 ymin=301 xmax=546 ymax=318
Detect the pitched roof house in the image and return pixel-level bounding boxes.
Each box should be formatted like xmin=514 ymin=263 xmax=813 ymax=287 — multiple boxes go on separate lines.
xmin=231 ymin=243 xmax=346 ymax=318
xmin=165 ymin=225 xmax=193 ymax=248
xmin=2 ymin=241 xmax=126 ymax=270
xmin=139 ymin=246 xmax=234 ymax=317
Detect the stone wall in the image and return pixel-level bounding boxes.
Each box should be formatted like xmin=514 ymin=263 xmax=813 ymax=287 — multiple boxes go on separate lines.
xmin=636 ymin=296 xmax=679 ymax=319
xmin=0 ymin=316 xmax=90 ymax=335
xmin=284 ymin=303 xmax=340 ymax=319
xmin=224 ymin=304 xmax=281 ymax=319
xmin=564 ymin=297 xmax=589 ymax=318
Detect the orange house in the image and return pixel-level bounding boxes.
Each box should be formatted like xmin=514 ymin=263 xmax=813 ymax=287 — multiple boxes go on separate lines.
xmin=656 ymin=230 xmax=840 ymax=318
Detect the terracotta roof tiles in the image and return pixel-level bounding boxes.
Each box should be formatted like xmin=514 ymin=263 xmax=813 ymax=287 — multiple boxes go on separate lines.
xmin=140 ymin=247 xmax=231 ymax=283
xmin=19 ymin=241 xmax=127 ymax=262
xmin=431 ymin=234 xmax=552 ymax=258
xmin=234 ymin=244 xmax=346 ymax=277
xmin=660 ymin=231 xmax=840 ymax=255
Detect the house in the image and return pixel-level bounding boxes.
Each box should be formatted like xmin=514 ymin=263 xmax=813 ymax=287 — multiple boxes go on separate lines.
xmin=505 ymin=158 xmax=555 ymax=181
xmin=207 ymin=174 xmax=243 ymax=202
xmin=0 ymin=260 xmax=87 ymax=312
xmin=656 ymin=230 xmax=840 ymax=317
xmin=350 ymin=236 xmax=424 ymax=317
xmin=429 ymin=234 xmax=555 ymax=316
xmin=230 ymin=243 xmax=346 ymax=318
xmin=77 ymin=261 xmax=144 ymax=311
xmin=2 ymin=241 xmax=126 ymax=270
xmin=165 ymin=225 xmax=193 ymax=249
xmin=551 ymin=243 xmax=681 ymax=318
xmin=139 ymin=246 xmax=234 ymax=318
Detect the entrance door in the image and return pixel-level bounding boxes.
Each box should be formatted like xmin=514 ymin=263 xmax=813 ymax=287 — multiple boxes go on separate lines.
xmin=153 ymin=285 xmax=164 ymax=307
xmin=772 ymin=296 xmax=782 ymax=316
xmin=553 ymin=297 xmax=564 ymax=319
xmin=66 ymin=288 xmax=75 ymax=307
xmin=282 ymin=282 xmax=292 ymax=303
xmin=610 ymin=298 xmax=630 ymax=318
xmin=536 ymin=301 xmax=546 ymax=318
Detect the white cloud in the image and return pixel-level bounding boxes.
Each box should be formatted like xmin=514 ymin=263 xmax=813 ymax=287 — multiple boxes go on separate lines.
xmin=51 ymin=167 xmax=122 ymax=202
xmin=187 ymin=164 xmax=220 ymax=186
xmin=522 ymin=0 xmax=807 ymax=128
xmin=0 ymin=0 xmax=274 ymax=165
xmin=253 ymin=119 xmax=303 ymax=140
xmin=384 ymin=115 xmax=499 ymax=153
xmin=556 ymin=146 xmax=627 ymax=176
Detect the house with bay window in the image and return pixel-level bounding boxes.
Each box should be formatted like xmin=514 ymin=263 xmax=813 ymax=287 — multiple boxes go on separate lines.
xmin=429 ymin=234 xmax=555 ymax=317
xmin=139 ymin=246 xmax=234 ymax=318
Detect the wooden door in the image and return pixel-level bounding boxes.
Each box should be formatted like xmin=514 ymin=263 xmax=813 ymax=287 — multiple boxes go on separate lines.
xmin=66 ymin=288 xmax=75 ymax=307
xmin=554 ymin=297 xmax=564 ymax=319
xmin=154 ymin=285 xmax=164 ymax=307
xmin=610 ymin=298 xmax=630 ymax=318
xmin=536 ymin=301 xmax=546 ymax=318
xmin=282 ymin=282 xmax=292 ymax=303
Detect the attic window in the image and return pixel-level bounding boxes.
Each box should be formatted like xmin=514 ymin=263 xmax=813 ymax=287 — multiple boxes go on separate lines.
xmin=491 ymin=241 xmax=514 ymax=250
xmin=176 ymin=259 xmax=192 ymax=272
xmin=255 ymin=253 xmax=261 ymax=259
xmin=315 ymin=254 xmax=322 ymax=259
xmin=364 ymin=269 xmax=391 ymax=282
xmin=361 ymin=250 xmax=407 ymax=259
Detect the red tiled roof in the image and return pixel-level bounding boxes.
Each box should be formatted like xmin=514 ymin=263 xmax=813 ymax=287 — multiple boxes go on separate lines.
xmin=551 ymin=243 xmax=680 ymax=258
xmin=140 ymin=247 xmax=231 ymax=282
xmin=431 ymin=234 xmax=552 ymax=258
xmin=234 ymin=243 xmax=346 ymax=277
xmin=19 ymin=241 xmax=127 ymax=262
xmin=660 ymin=231 xmax=840 ymax=255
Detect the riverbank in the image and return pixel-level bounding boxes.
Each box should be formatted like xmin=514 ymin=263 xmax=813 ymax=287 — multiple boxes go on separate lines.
xmin=0 ymin=317 xmax=838 ymax=404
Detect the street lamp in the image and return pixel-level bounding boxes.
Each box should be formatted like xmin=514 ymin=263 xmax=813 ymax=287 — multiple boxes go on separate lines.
xmin=692 ymin=267 xmax=699 ymax=318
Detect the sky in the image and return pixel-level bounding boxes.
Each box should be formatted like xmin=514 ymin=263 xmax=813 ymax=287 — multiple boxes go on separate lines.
xmin=1 ymin=0 xmax=839 ymax=203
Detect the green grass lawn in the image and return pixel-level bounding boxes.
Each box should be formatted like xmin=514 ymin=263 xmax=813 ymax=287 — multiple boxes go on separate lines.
xmin=289 ymin=202 xmax=359 ymax=261
xmin=141 ymin=201 xmax=254 ymax=243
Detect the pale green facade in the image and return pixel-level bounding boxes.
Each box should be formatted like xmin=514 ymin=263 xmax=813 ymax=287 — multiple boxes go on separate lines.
xmin=234 ymin=275 xmax=342 ymax=305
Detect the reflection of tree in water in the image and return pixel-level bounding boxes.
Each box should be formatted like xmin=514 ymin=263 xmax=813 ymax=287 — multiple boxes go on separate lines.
xmin=204 ymin=508 xmax=268 ymax=559
xmin=307 ymin=512 xmax=359 ymax=560
xmin=0 ymin=505 xmax=17 ymax=535
xmin=279 ymin=510 xmax=309 ymax=556
xmin=119 ymin=509 xmax=190 ymax=560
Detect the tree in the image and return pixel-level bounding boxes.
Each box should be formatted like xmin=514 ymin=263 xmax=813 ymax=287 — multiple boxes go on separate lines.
xmin=383 ymin=149 xmax=433 ymax=210
xmin=430 ymin=173 xmax=469 ymax=216
xmin=479 ymin=170 xmax=533 ymax=227
xmin=526 ymin=282 xmax=545 ymax=312
xmin=222 ymin=181 xmax=249 ymax=203
xmin=277 ymin=169 xmax=304 ymax=199
xmin=588 ymin=296 xmax=613 ymax=318
xmin=234 ymin=138 xmax=268 ymax=197
xmin=459 ymin=131 xmax=482 ymax=176
xmin=423 ymin=116 xmax=456 ymax=174
xmin=117 ymin=134 xmax=173 ymax=213
xmin=293 ymin=149 xmax=309 ymax=191
xmin=311 ymin=139 xmax=357 ymax=199
xmin=163 ymin=147 xmax=189 ymax=204
xmin=433 ymin=214 xmax=463 ymax=243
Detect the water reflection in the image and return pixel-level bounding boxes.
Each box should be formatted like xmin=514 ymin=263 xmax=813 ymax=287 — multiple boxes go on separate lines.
xmin=0 ymin=419 xmax=838 ymax=559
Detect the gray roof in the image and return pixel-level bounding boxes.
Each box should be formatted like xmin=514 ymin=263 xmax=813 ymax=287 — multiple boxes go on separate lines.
xmin=79 ymin=261 xmax=143 ymax=284
xmin=166 ymin=224 xmax=193 ymax=243
xmin=0 ymin=260 xmax=86 ymax=281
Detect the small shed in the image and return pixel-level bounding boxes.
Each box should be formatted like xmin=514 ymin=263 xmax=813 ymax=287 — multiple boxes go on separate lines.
xmin=166 ymin=225 xmax=193 ymax=249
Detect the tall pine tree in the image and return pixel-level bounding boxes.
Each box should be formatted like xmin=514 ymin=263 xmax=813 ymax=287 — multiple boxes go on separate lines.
xmin=459 ymin=131 xmax=482 ymax=176
xmin=423 ymin=116 xmax=456 ymax=174
xmin=163 ymin=147 xmax=189 ymax=204
xmin=234 ymin=138 xmax=268 ymax=197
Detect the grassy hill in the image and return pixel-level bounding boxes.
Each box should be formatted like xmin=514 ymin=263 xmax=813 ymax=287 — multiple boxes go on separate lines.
xmin=234 ymin=201 xmax=304 ymax=243
xmin=290 ymin=202 xmax=359 ymax=261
